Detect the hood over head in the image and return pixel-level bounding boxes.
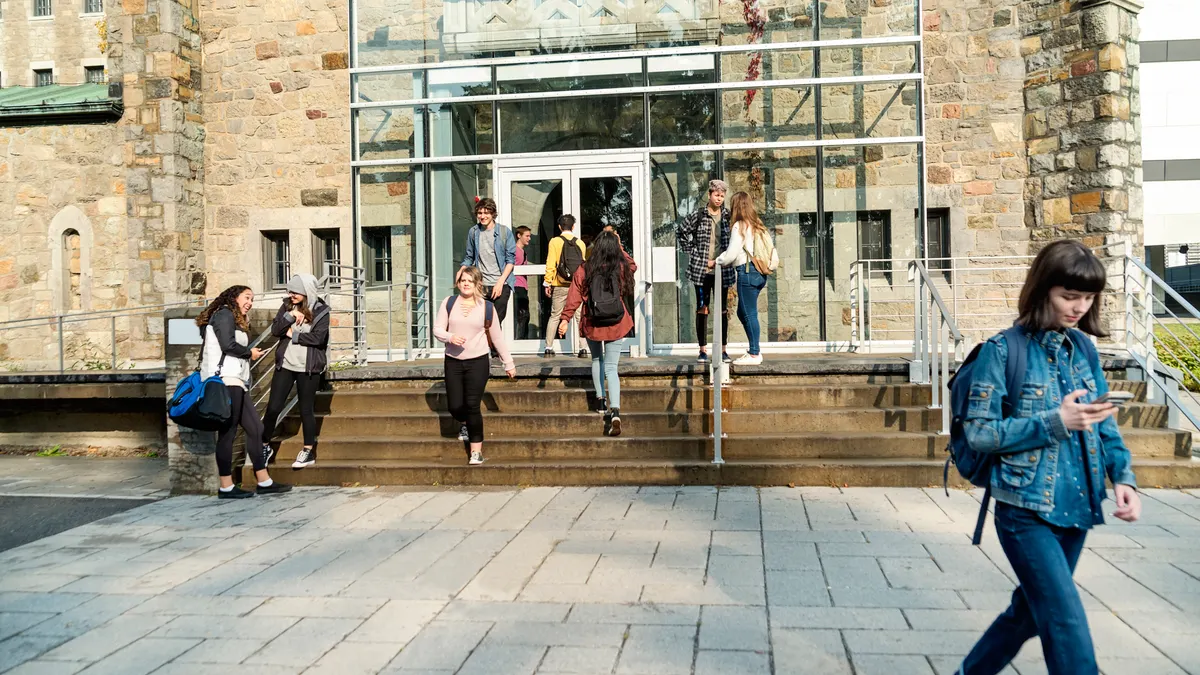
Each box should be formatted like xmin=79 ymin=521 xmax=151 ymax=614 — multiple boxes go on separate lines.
xmin=286 ymin=274 xmax=323 ymax=307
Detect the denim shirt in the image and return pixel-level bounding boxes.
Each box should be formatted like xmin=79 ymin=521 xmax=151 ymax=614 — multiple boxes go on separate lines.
xmin=963 ymin=328 xmax=1138 ymax=528
xmin=461 ymin=223 xmax=517 ymax=288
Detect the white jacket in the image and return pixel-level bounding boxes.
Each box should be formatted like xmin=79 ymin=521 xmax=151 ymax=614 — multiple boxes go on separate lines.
xmin=715 ymin=221 xmax=780 ymax=271
xmin=199 ymin=308 xmax=252 ymax=389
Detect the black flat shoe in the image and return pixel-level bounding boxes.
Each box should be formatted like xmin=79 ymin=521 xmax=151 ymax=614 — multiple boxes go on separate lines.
xmin=256 ymin=483 xmax=293 ymax=495
xmin=217 ymin=486 xmax=255 ymax=500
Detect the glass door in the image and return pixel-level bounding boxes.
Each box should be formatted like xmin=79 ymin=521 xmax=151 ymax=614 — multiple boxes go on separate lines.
xmin=497 ymin=162 xmax=647 ymax=355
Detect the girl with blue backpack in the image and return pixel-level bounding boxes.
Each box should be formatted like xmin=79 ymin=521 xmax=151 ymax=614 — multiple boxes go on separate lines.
xmin=196 ymin=286 xmax=291 ymax=499
xmin=953 ymin=240 xmax=1140 ymax=675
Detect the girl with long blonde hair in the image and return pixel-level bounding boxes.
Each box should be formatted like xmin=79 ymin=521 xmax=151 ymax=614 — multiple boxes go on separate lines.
xmin=713 ymin=191 xmax=778 ymax=364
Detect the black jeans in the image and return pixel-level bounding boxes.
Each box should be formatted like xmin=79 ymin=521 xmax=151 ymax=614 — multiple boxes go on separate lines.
xmin=490 ymin=285 xmax=512 ymax=325
xmin=514 ymin=287 xmax=530 ymax=340
xmin=694 ymin=274 xmax=729 ymax=350
xmin=959 ymin=502 xmax=1094 ymax=675
xmin=216 ymin=386 xmax=266 ymax=478
xmin=261 ymin=369 xmax=322 ymax=447
xmin=445 ymin=355 xmax=491 ymax=443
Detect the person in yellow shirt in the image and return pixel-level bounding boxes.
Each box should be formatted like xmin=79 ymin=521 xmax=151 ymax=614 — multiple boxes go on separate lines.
xmin=543 ymin=214 xmax=587 ymax=358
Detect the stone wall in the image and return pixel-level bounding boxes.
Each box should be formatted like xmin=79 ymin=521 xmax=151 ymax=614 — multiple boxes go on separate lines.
xmin=0 ymin=0 xmax=108 ymax=87
xmin=199 ymin=0 xmax=352 ymax=295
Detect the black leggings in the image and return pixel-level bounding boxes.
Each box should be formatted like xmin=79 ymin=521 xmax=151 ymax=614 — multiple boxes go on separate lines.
xmin=695 ymin=275 xmax=729 ymax=349
xmin=261 ymin=369 xmax=322 ymax=447
xmin=216 ymin=386 xmax=266 ymax=478
xmin=445 ymin=355 xmax=491 ymax=443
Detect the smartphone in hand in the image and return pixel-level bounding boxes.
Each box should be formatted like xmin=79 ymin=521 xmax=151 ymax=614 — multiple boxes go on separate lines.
xmin=1094 ymin=390 xmax=1135 ymax=407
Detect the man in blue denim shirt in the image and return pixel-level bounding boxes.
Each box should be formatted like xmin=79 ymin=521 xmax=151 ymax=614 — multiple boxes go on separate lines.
xmin=956 ymin=240 xmax=1141 ymax=675
xmin=461 ymin=197 xmax=517 ymax=325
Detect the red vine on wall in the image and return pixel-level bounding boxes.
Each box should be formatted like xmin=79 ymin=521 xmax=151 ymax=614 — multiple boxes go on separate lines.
xmin=741 ymin=0 xmax=767 ymax=109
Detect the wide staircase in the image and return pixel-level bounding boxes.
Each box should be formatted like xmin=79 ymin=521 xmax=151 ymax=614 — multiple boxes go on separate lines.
xmin=262 ymin=356 xmax=1199 ymax=488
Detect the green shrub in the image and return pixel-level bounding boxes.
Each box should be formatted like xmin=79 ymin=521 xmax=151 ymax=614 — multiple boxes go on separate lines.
xmin=1155 ymin=325 xmax=1200 ymax=391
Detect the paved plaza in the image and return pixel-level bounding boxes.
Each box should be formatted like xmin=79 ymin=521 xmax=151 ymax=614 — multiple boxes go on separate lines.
xmin=2 ymin=484 xmax=1200 ymax=674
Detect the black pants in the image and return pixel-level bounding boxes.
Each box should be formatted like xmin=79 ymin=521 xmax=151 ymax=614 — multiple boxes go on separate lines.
xmin=514 ymin=287 xmax=530 ymax=340
xmin=491 ymin=285 xmax=512 ymax=325
xmin=216 ymin=386 xmax=266 ymax=478
xmin=261 ymin=369 xmax=322 ymax=447
xmin=695 ymin=274 xmax=729 ymax=349
xmin=445 ymin=355 xmax=491 ymax=443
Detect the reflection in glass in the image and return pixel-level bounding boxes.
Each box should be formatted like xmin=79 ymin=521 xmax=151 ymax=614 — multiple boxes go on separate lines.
xmin=429 ymin=103 xmax=494 ymax=157
xmin=721 ymin=88 xmax=816 ymax=145
xmin=432 ymin=163 xmax=493 ymax=316
xmin=498 ymin=59 xmax=641 ymax=94
xmin=819 ymin=45 xmax=918 ymax=78
xmin=821 ymin=83 xmax=918 ymax=140
xmin=649 ymin=152 xmax=717 ymax=346
xmin=650 ymin=93 xmax=717 ymax=147
xmin=820 ymin=0 xmax=917 ymax=40
xmin=579 ymin=176 xmax=637 ymax=338
xmin=509 ymin=180 xmax=564 ymax=342
xmin=356 ymin=107 xmax=422 ymax=161
xmin=720 ymin=49 xmax=814 ymax=83
xmin=355 ymin=72 xmax=422 ymax=103
xmin=358 ymin=166 xmax=423 ymax=349
xmin=499 ymin=97 xmax=645 ymax=153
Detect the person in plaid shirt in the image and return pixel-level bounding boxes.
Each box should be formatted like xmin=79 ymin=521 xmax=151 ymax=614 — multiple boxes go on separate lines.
xmin=676 ymin=179 xmax=735 ymax=363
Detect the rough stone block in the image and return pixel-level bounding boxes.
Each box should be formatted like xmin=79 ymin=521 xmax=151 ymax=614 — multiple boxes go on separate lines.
xmin=963 ymin=181 xmax=994 ymax=196
xmin=1099 ymin=44 xmax=1128 ymax=71
xmin=301 ymin=188 xmax=338 ymax=206
xmin=296 ymin=21 xmax=317 ymax=36
xmin=1096 ymin=94 xmax=1130 ymax=120
xmin=1071 ymin=191 xmax=1103 ymax=214
xmin=1043 ymin=197 xmax=1072 ymax=225
xmin=256 ymin=41 xmax=280 ymax=60
xmin=269 ymin=81 xmax=283 ymax=94
xmin=322 ymin=52 xmax=349 ymax=70
xmin=1027 ymin=136 xmax=1060 ymax=156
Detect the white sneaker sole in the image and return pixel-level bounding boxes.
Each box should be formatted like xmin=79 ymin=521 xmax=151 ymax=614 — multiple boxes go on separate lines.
xmin=292 ymin=460 xmax=315 ymax=469
xmin=468 ymin=458 xmax=483 ymax=466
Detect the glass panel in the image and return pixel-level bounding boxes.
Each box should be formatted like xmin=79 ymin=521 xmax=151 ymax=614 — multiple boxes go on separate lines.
xmin=648 ymin=151 xmax=718 ymax=346
xmin=721 ymin=87 xmax=816 ymax=144
xmin=499 ymin=96 xmax=644 ymax=153
xmin=648 ymin=55 xmax=715 ymax=86
xmin=356 ymin=107 xmax=423 ymax=161
xmin=821 ymin=82 xmax=918 ymax=140
xmin=723 ymin=147 xmax=821 ymax=342
xmin=819 ymin=44 xmax=918 ymax=78
xmin=509 ymin=179 xmax=565 ymax=344
xmin=427 ymin=67 xmax=492 ymax=98
xmin=497 ymin=59 xmax=641 ymax=94
xmin=820 ymin=0 xmax=917 ymax=39
xmin=650 ymin=92 xmax=717 ymax=147
xmin=432 ymin=163 xmax=494 ymax=311
xmin=429 ymin=102 xmax=494 ymax=156
xmin=822 ymin=144 xmax=920 ymax=342
xmin=720 ymin=49 xmax=814 ymax=83
xmin=720 ymin=0 xmax=816 ymax=45
xmin=579 ymin=175 xmax=637 ymax=338
xmin=355 ymin=72 xmax=422 ymax=103
xmin=359 ymin=166 xmax=422 ymax=350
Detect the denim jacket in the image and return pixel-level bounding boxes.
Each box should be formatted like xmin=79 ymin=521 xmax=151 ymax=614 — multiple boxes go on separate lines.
xmin=963 ymin=329 xmax=1137 ymax=518
xmin=461 ymin=223 xmax=517 ymax=288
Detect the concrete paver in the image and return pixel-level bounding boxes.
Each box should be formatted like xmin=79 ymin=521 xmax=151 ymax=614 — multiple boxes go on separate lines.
xmin=0 ymin=486 xmax=1197 ymax=673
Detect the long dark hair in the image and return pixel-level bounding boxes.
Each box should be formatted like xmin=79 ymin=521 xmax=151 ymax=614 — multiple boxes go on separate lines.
xmin=583 ymin=231 xmax=634 ymax=299
xmin=196 ymin=285 xmax=251 ymax=332
xmin=1016 ymin=240 xmax=1108 ymax=337
xmin=284 ymin=296 xmax=314 ymax=324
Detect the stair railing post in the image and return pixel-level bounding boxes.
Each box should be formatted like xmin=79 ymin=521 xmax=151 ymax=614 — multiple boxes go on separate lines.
xmin=58 ymin=315 xmax=65 ymax=374
xmin=712 ymin=267 xmax=724 ymax=465
xmin=111 ymin=315 xmax=118 ymax=370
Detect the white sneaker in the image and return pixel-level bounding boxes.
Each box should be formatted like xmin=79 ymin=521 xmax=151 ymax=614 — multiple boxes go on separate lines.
xmin=468 ymin=450 xmax=483 ymax=465
xmin=734 ymin=353 xmax=763 ymax=366
xmin=292 ymin=447 xmax=316 ymax=469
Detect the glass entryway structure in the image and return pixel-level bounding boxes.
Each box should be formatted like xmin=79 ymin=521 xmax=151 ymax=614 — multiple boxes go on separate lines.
xmin=350 ymin=0 xmax=927 ymax=357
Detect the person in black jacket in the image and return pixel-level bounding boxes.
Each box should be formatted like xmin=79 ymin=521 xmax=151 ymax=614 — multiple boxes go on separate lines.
xmin=260 ymin=274 xmax=330 ymax=470
xmin=196 ymin=285 xmax=292 ymax=499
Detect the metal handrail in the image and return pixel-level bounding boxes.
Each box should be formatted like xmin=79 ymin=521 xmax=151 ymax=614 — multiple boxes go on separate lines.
xmin=909 ymin=261 xmax=964 ymax=435
xmin=711 ymin=269 xmax=726 ymax=465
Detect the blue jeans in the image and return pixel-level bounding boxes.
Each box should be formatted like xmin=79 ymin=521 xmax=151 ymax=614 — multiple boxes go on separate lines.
xmin=735 ymin=265 xmax=767 ymax=355
xmin=587 ymin=339 xmax=621 ymax=409
xmin=960 ymin=502 xmax=1095 ymax=675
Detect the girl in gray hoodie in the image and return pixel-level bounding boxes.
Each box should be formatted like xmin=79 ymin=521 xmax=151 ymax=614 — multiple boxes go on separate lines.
xmin=261 ymin=274 xmax=330 ymax=469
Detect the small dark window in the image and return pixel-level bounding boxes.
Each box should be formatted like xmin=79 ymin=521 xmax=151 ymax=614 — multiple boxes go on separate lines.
xmin=857 ymin=210 xmax=891 ymax=263
xmin=800 ymin=213 xmax=834 ymax=281
xmin=262 ymin=231 xmax=290 ymax=290
xmin=84 ymin=0 xmax=102 ymax=12
xmin=34 ymin=70 xmax=54 ymax=87
xmin=85 ymin=66 xmax=105 ymax=84
xmin=34 ymin=0 xmax=52 ymax=16
xmin=311 ymin=229 xmax=341 ymax=285
xmin=363 ymin=227 xmax=393 ymax=286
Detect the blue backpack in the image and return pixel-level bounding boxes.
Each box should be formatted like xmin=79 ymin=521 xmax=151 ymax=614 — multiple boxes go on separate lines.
xmin=168 ymin=349 xmax=232 ymax=433
xmin=946 ymin=325 xmax=1097 ymax=544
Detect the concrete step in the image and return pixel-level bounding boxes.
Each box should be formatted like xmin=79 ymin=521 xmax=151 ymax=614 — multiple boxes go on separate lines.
xmin=248 ymin=456 xmax=1200 ymax=489
xmin=271 ymin=427 xmax=1190 ymax=463
xmin=315 ymin=384 xmax=937 ymax=414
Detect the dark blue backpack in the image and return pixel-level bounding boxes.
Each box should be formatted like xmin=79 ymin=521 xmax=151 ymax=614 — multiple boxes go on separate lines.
xmin=946 ymin=325 xmax=1097 ymax=544
xmin=168 ymin=350 xmax=231 ymax=433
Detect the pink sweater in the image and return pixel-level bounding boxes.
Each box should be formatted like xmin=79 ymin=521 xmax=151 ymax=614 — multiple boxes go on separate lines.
xmin=434 ymin=295 xmax=515 ymax=370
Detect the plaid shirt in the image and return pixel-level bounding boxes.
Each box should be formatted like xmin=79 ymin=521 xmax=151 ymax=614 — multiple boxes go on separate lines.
xmin=677 ymin=206 xmax=735 ymax=287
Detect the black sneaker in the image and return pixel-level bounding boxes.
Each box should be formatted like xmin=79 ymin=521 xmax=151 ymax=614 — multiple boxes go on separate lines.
xmin=697 ymin=351 xmax=710 ymax=363
xmin=292 ymin=447 xmax=316 ymax=469
xmin=577 ymin=349 xmax=589 ymax=358
xmin=542 ymin=348 xmax=556 ymax=358
xmin=257 ymin=482 xmax=293 ymax=495
xmin=595 ymin=397 xmax=609 ymax=416
xmin=722 ymin=352 xmax=732 ymax=363
xmin=458 ymin=424 xmax=470 ymax=442
xmin=607 ymin=408 xmax=622 ymax=437
xmin=217 ymin=486 xmax=255 ymax=500
xmin=262 ymin=443 xmax=276 ymax=465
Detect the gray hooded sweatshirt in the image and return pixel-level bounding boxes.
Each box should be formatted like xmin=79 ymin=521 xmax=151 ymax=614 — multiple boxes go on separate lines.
xmin=281 ymin=274 xmax=324 ymax=373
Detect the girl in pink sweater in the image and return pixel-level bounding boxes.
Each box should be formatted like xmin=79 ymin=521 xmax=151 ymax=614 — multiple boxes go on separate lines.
xmin=434 ymin=266 xmax=516 ymax=465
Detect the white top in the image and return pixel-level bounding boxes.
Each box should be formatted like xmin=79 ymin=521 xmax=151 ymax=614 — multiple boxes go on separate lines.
xmin=200 ymin=325 xmax=251 ymax=390
xmin=715 ymin=220 xmax=780 ymax=271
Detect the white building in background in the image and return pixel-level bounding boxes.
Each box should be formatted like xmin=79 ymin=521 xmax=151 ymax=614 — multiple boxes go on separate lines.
xmin=1140 ymin=0 xmax=1200 ymax=265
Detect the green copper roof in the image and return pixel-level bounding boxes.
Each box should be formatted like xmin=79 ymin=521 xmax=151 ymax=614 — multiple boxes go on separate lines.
xmin=0 ymin=84 xmax=123 ymax=125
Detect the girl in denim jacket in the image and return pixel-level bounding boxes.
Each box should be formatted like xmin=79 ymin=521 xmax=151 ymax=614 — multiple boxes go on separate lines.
xmin=957 ymin=240 xmax=1141 ymax=675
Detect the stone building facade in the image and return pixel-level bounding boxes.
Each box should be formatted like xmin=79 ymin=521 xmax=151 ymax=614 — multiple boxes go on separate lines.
xmin=0 ymin=0 xmax=1147 ymax=368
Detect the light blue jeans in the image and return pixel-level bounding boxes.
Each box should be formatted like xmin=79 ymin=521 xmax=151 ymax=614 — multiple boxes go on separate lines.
xmin=587 ymin=339 xmax=622 ymax=409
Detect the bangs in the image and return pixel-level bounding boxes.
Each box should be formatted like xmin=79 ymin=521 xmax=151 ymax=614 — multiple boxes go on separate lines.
xmin=1053 ymin=252 xmax=1107 ymax=294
